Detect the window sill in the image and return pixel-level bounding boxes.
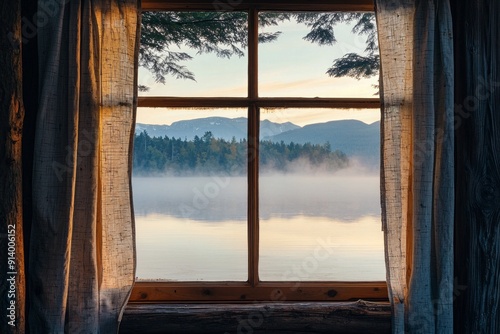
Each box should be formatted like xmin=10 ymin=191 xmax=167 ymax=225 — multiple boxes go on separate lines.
xmin=120 ymin=300 xmax=391 ymax=334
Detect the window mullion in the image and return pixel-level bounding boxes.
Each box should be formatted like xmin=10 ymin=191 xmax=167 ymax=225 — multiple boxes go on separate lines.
xmin=248 ymin=104 xmax=260 ymax=286
xmin=248 ymin=7 xmax=258 ymax=99
xmin=247 ymin=7 xmax=260 ymax=286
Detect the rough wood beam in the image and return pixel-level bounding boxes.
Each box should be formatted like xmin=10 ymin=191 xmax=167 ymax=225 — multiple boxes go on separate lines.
xmin=130 ymin=282 xmax=388 ymax=302
xmin=453 ymin=1 xmax=500 ymax=332
xmin=0 ymin=0 xmax=26 ymax=332
xmin=142 ymin=0 xmax=375 ymax=12
xmin=120 ymin=301 xmax=391 ymax=334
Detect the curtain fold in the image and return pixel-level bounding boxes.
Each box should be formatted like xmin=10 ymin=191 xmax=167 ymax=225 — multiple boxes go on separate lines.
xmin=376 ymin=0 xmax=454 ymax=333
xmin=30 ymin=0 xmax=140 ymax=332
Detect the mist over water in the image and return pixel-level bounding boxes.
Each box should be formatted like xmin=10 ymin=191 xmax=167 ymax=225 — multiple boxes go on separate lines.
xmin=133 ymin=166 xmax=385 ymax=281
xmin=133 ymin=165 xmax=381 ymax=222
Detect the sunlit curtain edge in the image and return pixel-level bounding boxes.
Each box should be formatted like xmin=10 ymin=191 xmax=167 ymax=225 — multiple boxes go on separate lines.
xmin=376 ymin=0 xmax=454 ymax=333
xmin=29 ymin=0 xmax=140 ymax=332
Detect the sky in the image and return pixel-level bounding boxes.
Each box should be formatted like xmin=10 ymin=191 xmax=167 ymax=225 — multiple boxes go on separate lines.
xmin=137 ymin=15 xmax=380 ymax=127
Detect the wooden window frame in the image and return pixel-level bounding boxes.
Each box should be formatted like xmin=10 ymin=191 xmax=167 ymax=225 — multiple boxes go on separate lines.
xmin=131 ymin=0 xmax=386 ymax=303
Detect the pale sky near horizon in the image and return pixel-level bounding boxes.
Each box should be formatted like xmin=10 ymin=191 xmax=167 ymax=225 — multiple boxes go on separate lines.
xmin=137 ymin=15 xmax=380 ymax=127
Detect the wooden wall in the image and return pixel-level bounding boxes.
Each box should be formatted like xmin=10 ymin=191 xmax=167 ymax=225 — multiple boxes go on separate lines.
xmin=121 ymin=301 xmax=391 ymax=334
xmin=453 ymin=1 xmax=500 ymax=333
xmin=0 ymin=1 xmax=26 ymax=333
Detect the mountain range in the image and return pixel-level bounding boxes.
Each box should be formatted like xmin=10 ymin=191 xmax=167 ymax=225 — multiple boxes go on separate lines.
xmin=135 ymin=117 xmax=380 ymax=166
xmin=135 ymin=117 xmax=299 ymax=142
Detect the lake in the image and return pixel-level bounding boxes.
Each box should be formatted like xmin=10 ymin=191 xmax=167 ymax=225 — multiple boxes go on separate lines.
xmin=133 ymin=173 xmax=385 ymax=281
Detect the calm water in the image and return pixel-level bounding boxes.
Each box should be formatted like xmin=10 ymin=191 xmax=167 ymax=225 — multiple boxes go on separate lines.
xmin=133 ymin=174 xmax=385 ymax=281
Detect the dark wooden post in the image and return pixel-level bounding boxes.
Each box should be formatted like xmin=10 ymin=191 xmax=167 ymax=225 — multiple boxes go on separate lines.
xmin=453 ymin=1 xmax=500 ymax=333
xmin=0 ymin=0 xmax=26 ymax=333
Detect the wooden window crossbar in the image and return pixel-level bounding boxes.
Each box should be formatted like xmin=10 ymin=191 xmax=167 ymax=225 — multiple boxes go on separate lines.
xmin=142 ymin=0 xmax=374 ymax=12
xmin=138 ymin=97 xmax=380 ymax=109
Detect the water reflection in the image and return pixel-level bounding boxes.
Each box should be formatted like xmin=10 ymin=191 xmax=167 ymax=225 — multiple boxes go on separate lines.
xmin=133 ymin=174 xmax=381 ymax=222
xmin=133 ymin=174 xmax=385 ymax=281
xmin=136 ymin=215 xmax=247 ymax=281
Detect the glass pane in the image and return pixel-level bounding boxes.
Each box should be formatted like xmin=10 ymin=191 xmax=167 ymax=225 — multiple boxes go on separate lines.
xmin=139 ymin=11 xmax=247 ymax=97
xmin=259 ymin=108 xmax=384 ymax=281
xmin=133 ymin=108 xmax=248 ymax=281
xmin=258 ymin=12 xmax=378 ymax=98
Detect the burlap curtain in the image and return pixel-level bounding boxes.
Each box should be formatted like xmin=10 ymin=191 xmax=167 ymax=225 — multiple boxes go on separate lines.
xmin=376 ymin=0 xmax=454 ymax=333
xmin=29 ymin=0 xmax=140 ymax=332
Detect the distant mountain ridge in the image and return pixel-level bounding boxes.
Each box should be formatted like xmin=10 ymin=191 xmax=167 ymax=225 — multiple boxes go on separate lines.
xmin=264 ymin=119 xmax=380 ymax=166
xmin=135 ymin=117 xmax=299 ymax=142
xmin=135 ymin=117 xmax=380 ymax=167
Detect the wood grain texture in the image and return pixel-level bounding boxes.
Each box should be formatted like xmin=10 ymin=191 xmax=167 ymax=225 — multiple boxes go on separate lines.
xmin=138 ymin=97 xmax=380 ymax=109
xmin=248 ymin=104 xmax=260 ymax=285
xmin=130 ymin=282 xmax=388 ymax=302
xmin=247 ymin=8 xmax=260 ymax=286
xmin=453 ymin=1 xmax=500 ymax=333
xmin=0 ymin=0 xmax=26 ymax=332
xmin=142 ymin=0 xmax=374 ymax=12
xmin=120 ymin=300 xmax=391 ymax=334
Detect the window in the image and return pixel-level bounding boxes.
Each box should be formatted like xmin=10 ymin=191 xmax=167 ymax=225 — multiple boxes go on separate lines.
xmin=131 ymin=0 xmax=386 ymax=302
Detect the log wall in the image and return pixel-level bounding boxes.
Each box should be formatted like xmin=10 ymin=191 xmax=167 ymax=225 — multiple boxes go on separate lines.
xmin=0 ymin=1 xmax=26 ymax=333
xmin=453 ymin=1 xmax=500 ymax=333
xmin=120 ymin=301 xmax=391 ymax=334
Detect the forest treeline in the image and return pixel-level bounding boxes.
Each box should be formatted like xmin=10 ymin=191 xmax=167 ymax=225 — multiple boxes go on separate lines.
xmin=133 ymin=131 xmax=349 ymax=175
